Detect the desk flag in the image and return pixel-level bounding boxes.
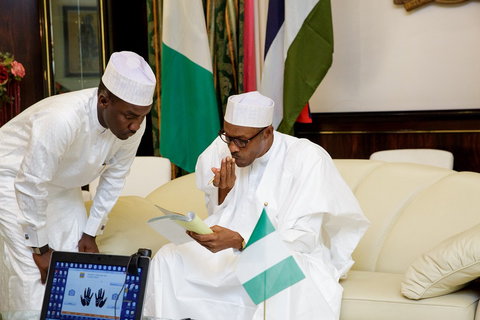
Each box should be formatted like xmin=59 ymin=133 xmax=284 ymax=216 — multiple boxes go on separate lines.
xmin=235 ymin=208 xmax=305 ymax=304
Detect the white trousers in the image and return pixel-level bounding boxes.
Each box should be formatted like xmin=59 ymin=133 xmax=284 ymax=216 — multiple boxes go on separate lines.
xmin=0 ymin=177 xmax=86 ymax=318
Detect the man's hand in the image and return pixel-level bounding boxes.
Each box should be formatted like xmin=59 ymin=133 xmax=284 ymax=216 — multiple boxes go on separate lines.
xmin=187 ymin=225 xmax=244 ymax=253
xmin=211 ymin=157 xmax=236 ymax=204
xmin=32 ymin=248 xmax=54 ymax=284
xmin=78 ymin=233 xmax=99 ymax=253
xmin=211 ymin=156 xmax=236 ymax=189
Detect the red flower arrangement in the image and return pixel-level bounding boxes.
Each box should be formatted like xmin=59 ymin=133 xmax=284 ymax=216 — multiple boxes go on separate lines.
xmin=0 ymin=52 xmax=25 ymax=105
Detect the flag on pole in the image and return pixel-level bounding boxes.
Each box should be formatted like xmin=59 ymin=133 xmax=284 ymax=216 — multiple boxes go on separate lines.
xmin=296 ymin=103 xmax=313 ymax=124
xmin=160 ymin=0 xmax=220 ymax=172
xmin=260 ymin=0 xmax=333 ymax=134
xmin=235 ymin=208 xmax=305 ymax=305
xmin=260 ymin=0 xmax=284 ymax=129
xmin=242 ymin=0 xmax=257 ymax=92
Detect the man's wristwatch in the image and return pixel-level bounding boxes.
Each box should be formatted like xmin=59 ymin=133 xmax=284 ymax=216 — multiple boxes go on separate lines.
xmin=31 ymin=244 xmax=50 ymax=255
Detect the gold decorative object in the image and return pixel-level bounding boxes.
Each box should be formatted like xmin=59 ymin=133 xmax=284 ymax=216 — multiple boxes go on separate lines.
xmin=394 ymin=0 xmax=469 ymax=11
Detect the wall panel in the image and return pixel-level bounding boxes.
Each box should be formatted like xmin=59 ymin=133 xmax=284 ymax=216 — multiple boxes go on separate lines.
xmin=295 ymin=110 xmax=480 ymax=172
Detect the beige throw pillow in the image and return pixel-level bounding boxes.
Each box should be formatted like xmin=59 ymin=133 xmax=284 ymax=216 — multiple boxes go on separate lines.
xmin=401 ymin=223 xmax=480 ymax=300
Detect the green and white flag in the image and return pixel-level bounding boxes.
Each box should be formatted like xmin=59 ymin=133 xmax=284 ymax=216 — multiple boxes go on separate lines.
xmin=235 ymin=208 xmax=305 ymax=305
xmin=160 ymin=0 xmax=220 ymax=172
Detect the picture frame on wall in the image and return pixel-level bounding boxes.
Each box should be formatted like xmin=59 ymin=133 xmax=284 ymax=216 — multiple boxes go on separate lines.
xmin=63 ymin=5 xmax=101 ymax=77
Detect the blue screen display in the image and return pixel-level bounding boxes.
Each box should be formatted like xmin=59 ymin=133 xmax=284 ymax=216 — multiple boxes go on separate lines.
xmin=44 ymin=261 xmax=143 ymax=320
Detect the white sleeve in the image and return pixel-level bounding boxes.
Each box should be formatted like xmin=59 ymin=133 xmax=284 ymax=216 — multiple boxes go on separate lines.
xmin=279 ymin=141 xmax=369 ymax=278
xmin=15 ymin=113 xmax=77 ymax=247
xmin=84 ymin=121 xmax=146 ymax=236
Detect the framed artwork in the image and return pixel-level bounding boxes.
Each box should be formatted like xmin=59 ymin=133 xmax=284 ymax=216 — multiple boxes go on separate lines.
xmin=63 ymin=6 xmax=101 ymax=77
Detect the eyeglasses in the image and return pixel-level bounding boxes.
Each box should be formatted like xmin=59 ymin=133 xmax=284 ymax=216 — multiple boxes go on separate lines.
xmin=218 ymin=127 xmax=267 ymax=148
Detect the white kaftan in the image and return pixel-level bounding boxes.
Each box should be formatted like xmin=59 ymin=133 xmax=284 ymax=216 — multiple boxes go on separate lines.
xmin=0 ymin=88 xmax=145 ymax=316
xmin=144 ymin=131 xmax=369 ymax=320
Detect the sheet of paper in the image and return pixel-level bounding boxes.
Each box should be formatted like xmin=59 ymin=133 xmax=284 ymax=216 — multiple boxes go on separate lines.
xmin=175 ymin=212 xmax=213 ymax=235
xmin=147 ymin=218 xmax=193 ymax=245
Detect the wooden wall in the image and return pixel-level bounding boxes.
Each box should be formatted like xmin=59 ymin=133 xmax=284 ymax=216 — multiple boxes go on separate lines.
xmin=0 ymin=0 xmax=44 ymax=110
xmin=294 ymin=109 xmax=480 ymax=173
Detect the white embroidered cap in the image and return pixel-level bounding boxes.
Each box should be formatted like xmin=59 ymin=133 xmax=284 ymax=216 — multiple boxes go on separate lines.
xmin=102 ymin=51 xmax=156 ymax=106
xmin=224 ymin=91 xmax=274 ymax=128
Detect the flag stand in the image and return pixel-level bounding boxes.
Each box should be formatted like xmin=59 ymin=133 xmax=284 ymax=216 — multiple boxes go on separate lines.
xmin=264 ymin=202 xmax=268 ymax=320
xmin=263 ymin=300 xmax=266 ymax=320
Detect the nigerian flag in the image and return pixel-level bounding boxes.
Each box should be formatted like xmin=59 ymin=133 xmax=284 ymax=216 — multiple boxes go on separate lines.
xmin=235 ymin=208 xmax=305 ymax=304
xmin=160 ymin=0 xmax=220 ymax=172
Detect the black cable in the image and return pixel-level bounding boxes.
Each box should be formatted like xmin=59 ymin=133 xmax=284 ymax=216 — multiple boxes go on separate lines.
xmin=113 ymin=279 xmax=126 ymax=319
xmin=114 ymin=249 xmax=151 ymax=319
xmin=114 ymin=253 xmax=136 ymax=319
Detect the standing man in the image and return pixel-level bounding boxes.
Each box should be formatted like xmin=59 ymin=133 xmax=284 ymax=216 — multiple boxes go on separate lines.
xmin=144 ymin=91 xmax=369 ymax=319
xmin=0 ymin=51 xmax=156 ymax=317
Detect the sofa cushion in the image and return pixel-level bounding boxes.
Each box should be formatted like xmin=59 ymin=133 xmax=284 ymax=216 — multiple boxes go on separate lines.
xmin=333 ymin=159 xmax=383 ymax=192
xmin=86 ymin=196 xmax=170 ymax=256
xmin=340 ymin=162 xmax=452 ymax=272
xmin=375 ymin=171 xmax=480 ymax=274
xmin=477 ymin=299 xmax=480 ymax=319
xmin=340 ymin=271 xmax=480 ymax=320
xmin=334 ymin=159 xmax=480 ymax=275
xmin=146 ymin=173 xmax=208 ymax=219
xmin=401 ymin=223 xmax=480 ymax=300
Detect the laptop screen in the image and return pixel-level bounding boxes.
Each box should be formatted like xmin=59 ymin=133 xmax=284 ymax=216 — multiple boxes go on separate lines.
xmin=40 ymin=251 xmax=150 ymax=320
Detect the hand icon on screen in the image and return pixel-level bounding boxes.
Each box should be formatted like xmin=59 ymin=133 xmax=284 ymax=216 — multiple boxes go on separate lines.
xmin=80 ymin=287 xmax=93 ymax=306
xmin=95 ymin=288 xmax=107 ymax=308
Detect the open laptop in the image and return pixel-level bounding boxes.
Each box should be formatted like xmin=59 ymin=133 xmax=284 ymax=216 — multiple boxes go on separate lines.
xmin=40 ymin=250 xmax=150 ymax=320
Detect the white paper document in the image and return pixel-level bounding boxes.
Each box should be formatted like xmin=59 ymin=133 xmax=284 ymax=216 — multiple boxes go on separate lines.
xmin=147 ymin=205 xmax=212 ymax=245
xmin=147 ymin=218 xmax=193 ymax=245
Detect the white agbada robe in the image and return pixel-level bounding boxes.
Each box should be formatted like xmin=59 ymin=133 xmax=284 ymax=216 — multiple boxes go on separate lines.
xmin=144 ymin=132 xmax=369 ymax=320
xmin=0 ymin=88 xmax=145 ymax=316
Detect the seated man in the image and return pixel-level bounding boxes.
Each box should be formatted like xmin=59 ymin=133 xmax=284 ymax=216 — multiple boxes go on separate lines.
xmin=144 ymin=91 xmax=369 ymax=320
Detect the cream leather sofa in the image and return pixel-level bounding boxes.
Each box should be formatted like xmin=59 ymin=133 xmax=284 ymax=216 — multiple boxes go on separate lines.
xmin=95 ymin=159 xmax=480 ymax=320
